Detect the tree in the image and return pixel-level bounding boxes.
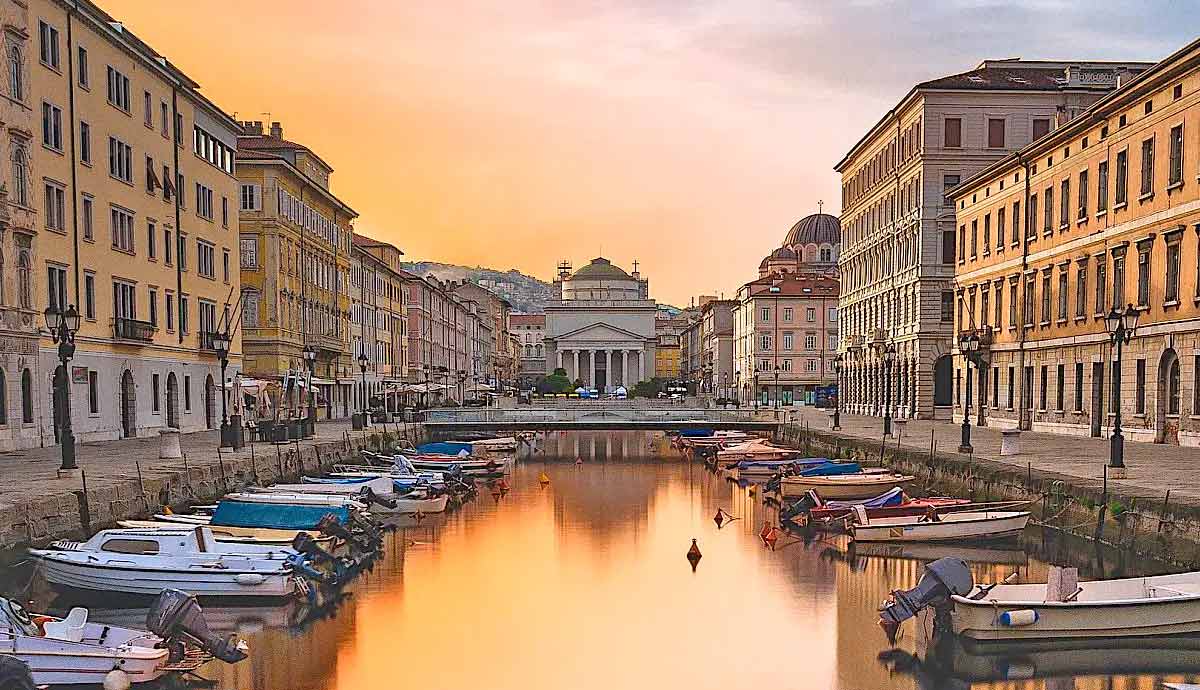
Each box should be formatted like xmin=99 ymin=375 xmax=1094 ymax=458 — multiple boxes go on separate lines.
xmin=631 ymin=378 xmax=666 ymax=398
xmin=539 ymin=368 xmax=573 ymax=394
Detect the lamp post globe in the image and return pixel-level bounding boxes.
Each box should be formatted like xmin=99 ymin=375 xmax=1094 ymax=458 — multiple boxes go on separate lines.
xmin=45 ymin=305 xmax=81 ymax=474
xmin=212 ymin=330 xmax=232 ymax=445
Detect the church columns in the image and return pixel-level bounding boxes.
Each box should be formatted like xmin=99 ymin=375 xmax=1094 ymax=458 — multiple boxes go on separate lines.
xmin=556 ymin=349 xmax=563 ymax=373
xmin=573 ymin=350 xmax=580 ymax=384
xmin=636 ymin=349 xmax=644 ymax=384
xmin=607 ymin=350 xmax=615 ymax=391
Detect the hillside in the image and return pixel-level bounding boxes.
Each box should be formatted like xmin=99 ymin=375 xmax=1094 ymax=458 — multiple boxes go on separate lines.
xmin=400 ymin=261 xmax=558 ymax=313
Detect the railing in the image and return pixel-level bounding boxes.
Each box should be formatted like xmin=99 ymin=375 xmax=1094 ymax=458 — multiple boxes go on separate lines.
xmin=113 ymin=317 xmax=156 ymax=343
xmin=959 ymin=326 xmax=994 ymax=350
xmin=424 ymin=406 xmax=778 ymax=424
xmin=308 ymin=332 xmax=344 ymax=353
xmin=847 ymin=334 xmax=864 ymax=350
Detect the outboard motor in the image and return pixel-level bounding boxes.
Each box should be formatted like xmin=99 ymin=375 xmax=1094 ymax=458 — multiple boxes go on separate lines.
xmin=779 ymin=491 xmax=822 ymax=522
xmin=292 ymin=532 xmax=353 ymax=582
xmin=146 ymin=589 xmax=248 ymax=664
xmin=878 ymin=557 xmax=973 ymax=645
xmin=358 ymin=487 xmax=397 ymax=510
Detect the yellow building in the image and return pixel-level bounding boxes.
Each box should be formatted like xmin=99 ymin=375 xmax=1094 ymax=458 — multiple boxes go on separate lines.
xmin=237 ymin=121 xmax=355 ymax=419
xmin=952 ymin=37 xmax=1200 ymax=446
xmin=351 ymin=234 xmax=408 ymax=412
xmin=654 ymin=336 xmax=680 ymax=380
xmin=28 ymin=0 xmax=241 ymax=444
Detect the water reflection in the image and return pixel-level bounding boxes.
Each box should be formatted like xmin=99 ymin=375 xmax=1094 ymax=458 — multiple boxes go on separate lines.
xmin=17 ymin=431 xmax=1200 ymax=689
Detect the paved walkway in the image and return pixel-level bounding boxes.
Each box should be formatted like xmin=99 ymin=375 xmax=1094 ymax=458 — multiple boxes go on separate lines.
xmin=791 ymin=407 xmax=1200 ymax=508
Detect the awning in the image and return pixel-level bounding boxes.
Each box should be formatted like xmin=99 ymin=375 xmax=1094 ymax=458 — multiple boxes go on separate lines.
xmin=310 ymin=377 xmax=337 ymax=385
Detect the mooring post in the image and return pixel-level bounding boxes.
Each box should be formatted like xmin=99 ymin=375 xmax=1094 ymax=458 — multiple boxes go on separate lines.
xmin=276 ymin=443 xmax=283 ymax=480
xmin=78 ymin=469 xmax=92 ymax=535
xmin=1095 ymin=464 xmax=1109 ymax=543
xmin=183 ymin=454 xmax=192 ymax=498
xmin=217 ymin=452 xmax=228 ymax=492
xmin=135 ymin=460 xmax=150 ymax=513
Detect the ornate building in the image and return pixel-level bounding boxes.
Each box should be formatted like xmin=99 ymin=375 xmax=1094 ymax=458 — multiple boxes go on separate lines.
xmin=757 ymin=213 xmax=841 ymax=277
xmin=544 ymin=257 xmax=656 ymax=391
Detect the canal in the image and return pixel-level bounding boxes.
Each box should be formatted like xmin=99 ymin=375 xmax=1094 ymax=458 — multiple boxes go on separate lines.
xmin=15 ymin=431 xmax=1200 ymax=689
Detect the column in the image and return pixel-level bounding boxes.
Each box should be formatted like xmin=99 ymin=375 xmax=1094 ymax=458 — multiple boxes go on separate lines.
xmin=608 ymin=349 xmax=616 ymax=391
xmin=591 ymin=350 xmax=599 ymax=389
xmin=557 ymin=349 xmax=563 ymax=372
xmin=573 ymin=350 xmax=580 ymax=384
xmin=637 ymin=349 xmax=644 ymax=384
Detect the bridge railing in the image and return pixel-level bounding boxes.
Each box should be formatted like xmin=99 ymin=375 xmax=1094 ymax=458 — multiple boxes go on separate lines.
xmin=423 ymin=407 xmax=779 ymax=424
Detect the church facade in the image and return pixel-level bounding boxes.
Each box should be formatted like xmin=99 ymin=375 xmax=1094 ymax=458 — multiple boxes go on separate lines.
xmin=544 ymin=258 xmax=657 ymax=391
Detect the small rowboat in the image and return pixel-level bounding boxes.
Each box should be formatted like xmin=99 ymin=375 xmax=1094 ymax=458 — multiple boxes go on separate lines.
xmin=809 ymin=496 xmax=971 ymax=522
xmin=780 ymin=472 xmax=915 ymax=499
xmin=849 ymin=510 xmax=1030 ymax=543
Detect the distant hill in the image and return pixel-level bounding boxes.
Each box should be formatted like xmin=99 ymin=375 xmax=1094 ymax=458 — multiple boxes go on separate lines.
xmin=400 ymin=261 xmax=557 ymax=313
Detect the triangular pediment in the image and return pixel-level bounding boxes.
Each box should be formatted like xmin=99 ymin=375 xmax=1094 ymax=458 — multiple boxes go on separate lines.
xmin=555 ymin=322 xmax=647 ymax=341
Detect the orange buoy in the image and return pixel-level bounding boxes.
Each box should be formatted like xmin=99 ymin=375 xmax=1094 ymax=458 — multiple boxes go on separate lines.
xmin=686 ymin=538 xmax=702 ymax=571
xmin=538 ymin=471 xmax=551 ymax=485
xmin=713 ymin=509 xmax=726 ymax=528
xmin=759 ymin=522 xmax=773 ymax=540
xmin=575 ymin=456 xmax=583 ymax=465
xmin=763 ymin=526 xmax=779 ymax=548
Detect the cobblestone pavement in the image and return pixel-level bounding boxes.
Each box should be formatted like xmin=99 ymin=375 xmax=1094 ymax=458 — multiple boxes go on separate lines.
xmin=790 ymin=406 xmax=1200 ymax=507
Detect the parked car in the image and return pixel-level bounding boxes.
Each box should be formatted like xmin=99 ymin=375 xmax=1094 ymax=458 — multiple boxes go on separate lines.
xmin=715 ymin=397 xmax=738 ymax=407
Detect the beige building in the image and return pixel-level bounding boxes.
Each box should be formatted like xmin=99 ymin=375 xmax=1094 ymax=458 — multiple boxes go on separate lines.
xmin=836 ymin=58 xmax=1151 ymax=422
xmin=27 ymin=0 xmax=243 ymax=445
xmin=699 ymin=299 xmax=736 ymax=397
xmin=511 ymin=312 xmax=545 ymax=386
xmin=350 ymin=235 xmax=407 ymax=412
xmin=951 ymin=38 xmax=1200 ymax=446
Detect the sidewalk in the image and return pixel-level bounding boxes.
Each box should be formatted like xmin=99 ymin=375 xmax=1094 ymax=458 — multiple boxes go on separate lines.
xmin=792 ymin=407 xmax=1200 ymax=509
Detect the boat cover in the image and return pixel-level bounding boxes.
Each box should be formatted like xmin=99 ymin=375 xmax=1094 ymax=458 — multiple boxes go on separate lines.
xmin=824 ymin=487 xmax=904 ymax=509
xmin=210 ymin=500 xmax=351 ymax=529
xmin=303 ymin=476 xmax=373 ymax=485
xmin=735 ymin=457 xmax=829 ymax=469
xmin=418 ymin=442 xmax=473 ymax=455
xmin=678 ymin=429 xmax=714 ymax=437
xmin=799 ymin=462 xmax=862 ymax=477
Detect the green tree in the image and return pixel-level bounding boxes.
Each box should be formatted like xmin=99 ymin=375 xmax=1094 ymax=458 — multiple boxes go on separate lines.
xmin=539 ymin=368 xmax=573 ymax=394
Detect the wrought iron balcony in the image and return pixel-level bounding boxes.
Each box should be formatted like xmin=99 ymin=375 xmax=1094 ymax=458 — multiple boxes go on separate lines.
xmin=308 ymin=332 xmax=345 ymax=354
xmin=113 ymin=317 xmax=156 ymax=343
xmin=958 ymin=326 xmax=994 ymax=350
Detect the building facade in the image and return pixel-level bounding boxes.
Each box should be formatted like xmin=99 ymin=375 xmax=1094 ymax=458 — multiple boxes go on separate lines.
xmin=237 ymin=121 xmax=354 ymax=419
xmin=349 ymin=235 xmax=407 ymax=412
xmin=450 ymin=280 xmax=512 ymax=387
xmin=27 ymin=0 xmax=243 ymax=446
xmin=544 ymin=257 xmax=656 ymax=391
xmin=403 ymin=274 xmax=474 ymax=402
xmin=512 ymin=313 xmax=545 ymax=386
xmin=951 ymin=38 xmax=1200 ymax=446
xmin=836 ymin=59 xmax=1151 ymax=421
xmin=700 ymin=299 xmax=736 ymax=398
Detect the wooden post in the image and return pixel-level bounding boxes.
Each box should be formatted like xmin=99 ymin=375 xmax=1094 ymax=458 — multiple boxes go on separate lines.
xmin=135 ymin=460 xmax=150 ymax=513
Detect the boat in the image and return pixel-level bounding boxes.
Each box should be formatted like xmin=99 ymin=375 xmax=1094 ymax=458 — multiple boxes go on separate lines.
xmin=0 ymin=589 xmax=246 ymax=686
xmin=406 ymin=455 xmax=506 ymax=476
xmin=117 ymin=520 xmax=335 ymax=547
xmin=879 ymin=557 xmax=1200 ymax=643
xmin=221 ymin=492 xmax=368 ymax=508
xmin=29 ymin=527 xmax=307 ymax=598
xmin=807 ymin=491 xmax=974 ymax=522
xmin=717 ymin=442 xmax=807 ymax=464
xmin=849 ymin=509 xmax=1030 ymax=543
xmin=780 ymin=472 xmax=916 ymax=499
xmin=847 ymin=541 xmax=1028 ymax=566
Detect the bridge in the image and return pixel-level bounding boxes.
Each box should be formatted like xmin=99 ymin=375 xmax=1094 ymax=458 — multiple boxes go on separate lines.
xmin=422 ymin=406 xmax=781 ymax=435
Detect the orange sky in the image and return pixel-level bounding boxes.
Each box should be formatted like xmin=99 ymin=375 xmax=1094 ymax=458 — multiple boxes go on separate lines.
xmin=106 ymin=1 xmax=1185 ymax=306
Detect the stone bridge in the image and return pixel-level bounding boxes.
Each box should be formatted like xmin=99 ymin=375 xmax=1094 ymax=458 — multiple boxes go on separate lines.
xmin=423 ymin=406 xmax=780 ymax=435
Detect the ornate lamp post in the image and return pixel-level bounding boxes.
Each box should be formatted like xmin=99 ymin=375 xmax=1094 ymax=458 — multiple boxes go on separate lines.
xmin=753 ymin=365 xmax=761 ymax=410
xmin=872 ymin=342 xmax=897 ymax=437
xmin=212 ymin=330 xmax=233 ymax=446
xmin=773 ymin=364 xmax=781 ymax=409
xmin=958 ymin=333 xmax=981 ymax=453
xmin=734 ymin=370 xmax=741 ymax=407
xmin=358 ymin=352 xmax=369 ymax=426
xmin=45 ymin=305 xmax=81 ymax=475
xmin=832 ymin=354 xmax=842 ymax=430
xmin=301 ymin=344 xmax=316 ymax=438
xmin=457 ymin=370 xmax=467 ymax=404
xmin=1104 ymin=303 xmax=1139 ymax=472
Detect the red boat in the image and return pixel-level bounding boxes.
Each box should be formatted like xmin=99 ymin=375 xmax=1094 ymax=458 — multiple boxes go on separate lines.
xmin=808 ymin=496 xmax=970 ymax=523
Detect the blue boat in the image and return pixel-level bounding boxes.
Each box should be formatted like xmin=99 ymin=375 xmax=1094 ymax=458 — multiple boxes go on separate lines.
xmin=799 ymin=462 xmax=862 ymax=477
xmin=417 ymin=441 xmax=473 ymax=456
xmin=210 ymin=500 xmax=351 ymax=530
xmin=823 ymin=487 xmax=905 ymax=509
xmin=732 ymin=457 xmax=830 ymax=470
xmin=678 ymin=429 xmax=714 ymax=438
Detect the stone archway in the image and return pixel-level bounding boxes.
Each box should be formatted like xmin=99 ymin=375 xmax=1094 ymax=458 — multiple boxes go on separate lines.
xmin=120 ymin=370 xmax=136 ymax=438
xmin=1155 ymin=348 xmax=1181 ymax=445
xmin=166 ymin=372 xmax=180 ymax=429
xmin=205 ymin=374 xmax=216 ymax=430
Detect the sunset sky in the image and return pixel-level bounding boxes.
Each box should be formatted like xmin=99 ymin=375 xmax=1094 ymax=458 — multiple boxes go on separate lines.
xmin=110 ymin=1 xmax=1194 ymax=306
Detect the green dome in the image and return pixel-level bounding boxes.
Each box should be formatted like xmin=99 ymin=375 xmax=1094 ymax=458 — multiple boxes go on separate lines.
xmin=572 ymin=257 xmax=632 ymax=280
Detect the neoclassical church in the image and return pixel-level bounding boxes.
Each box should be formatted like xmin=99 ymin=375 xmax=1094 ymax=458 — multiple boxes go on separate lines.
xmin=757 ymin=212 xmax=842 ymax=277
xmin=544 ymin=257 xmax=657 ymax=391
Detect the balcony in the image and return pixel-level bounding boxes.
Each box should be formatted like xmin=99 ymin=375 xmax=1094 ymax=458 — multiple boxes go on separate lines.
xmin=871 ymin=328 xmax=887 ymax=344
xmin=847 ymin=334 xmax=864 ymax=351
xmin=958 ymin=326 xmax=994 ymax=350
xmin=113 ymin=318 xmax=156 ymax=343
xmin=308 ymin=332 xmax=345 ymax=355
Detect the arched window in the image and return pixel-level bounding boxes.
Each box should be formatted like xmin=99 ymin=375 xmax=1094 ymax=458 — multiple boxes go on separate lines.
xmin=20 ymin=368 xmax=31 ymax=423
xmin=1169 ymin=358 xmax=1181 ymax=415
xmin=16 ymin=250 xmax=30 ymax=309
xmin=8 ymin=45 xmax=22 ymax=101
xmin=10 ymin=140 xmax=28 ymax=207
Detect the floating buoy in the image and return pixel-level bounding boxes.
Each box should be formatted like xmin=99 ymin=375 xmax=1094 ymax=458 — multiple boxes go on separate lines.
xmin=575 ymin=456 xmax=583 ymax=465
xmin=686 ymin=538 xmax=702 ymax=571
xmin=759 ymin=523 xmax=773 ymax=540
xmin=162 ymin=505 xmax=174 ymax=515
xmin=538 ymin=471 xmax=551 ymax=485
xmin=763 ymin=526 xmax=779 ymax=548
xmin=713 ymin=509 xmax=726 ymax=528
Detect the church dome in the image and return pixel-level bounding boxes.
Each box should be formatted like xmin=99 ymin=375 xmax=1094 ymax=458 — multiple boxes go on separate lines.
xmin=758 ymin=246 xmax=798 ymax=270
xmin=783 ymin=213 xmax=841 ymax=248
xmin=572 ymin=257 xmax=632 ymax=281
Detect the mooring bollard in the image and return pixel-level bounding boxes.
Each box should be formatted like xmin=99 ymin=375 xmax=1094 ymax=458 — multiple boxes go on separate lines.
xmin=1000 ymin=429 xmax=1021 ymax=456
xmin=158 ymin=428 xmax=182 ymax=459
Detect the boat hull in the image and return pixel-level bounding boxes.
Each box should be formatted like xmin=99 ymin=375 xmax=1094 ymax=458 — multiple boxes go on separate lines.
xmin=952 ymin=595 xmax=1200 ymax=640
xmin=780 ymin=475 xmax=914 ymax=500
xmin=851 ymin=511 xmax=1030 ymax=543
xmin=367 ymin=494 xmax=449 ymax=514
xmin=0 ymin=642 xmax=169 ymax=686
xmin=31 ymin=551 xmax=298 ymax=598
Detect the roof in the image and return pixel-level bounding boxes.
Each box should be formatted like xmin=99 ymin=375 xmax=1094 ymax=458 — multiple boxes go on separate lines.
xmin=510 ymin=313 xmax=546 ymax=327
xmin=238 ymin=133 xmax=336 ymax=174
xmin=743 ymin=274 xmax=839 ymax=298
xmin=353 ymin=234 xmax=403 ymax=254
xmin=784 ymin=213 xmax=841 ymax=247
xmin=571 ymin=257 xmax=632 ymax=281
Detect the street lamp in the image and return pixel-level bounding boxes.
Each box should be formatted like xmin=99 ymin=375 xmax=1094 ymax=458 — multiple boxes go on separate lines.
xmin=958 ymin=332 xmax=982 ymax=453
xmin=457 ymin=370 xmax=467 ymax=404
xmin=1103 ymin=303 xmax=1140 ymax=471
xmin=212 ymin=330 xmax=233 ymax=446
xmin=873 ymin=342 xmax=897 ymax=437
xmin=44 ymin=305 xmax=81 ymax=475
xmin=358 ymin=352 xmax=369 ymax=425
xmin=301 ymin=344 xmax=317 ymax=438
xmin=832 ymin=354 xmax=843 ymax=430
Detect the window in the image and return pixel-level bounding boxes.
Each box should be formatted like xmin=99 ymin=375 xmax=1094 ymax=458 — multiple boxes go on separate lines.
xmin=958 ymin=225 xmax=965 ymax=261
xmin=987 ymin=118 xmax=1005 ymax=148
xmin=1057 ymin=269 xmax=1068 ymax=320
xmin=1166 ymin=239 xmax=1181 ymax=303
xmin=943 ymin=174 xmax=960 ymax=195
xmin=184 ymin=374 xmax=192 ymax=412
xmin=110 ymin=206 xmax=134 ymax=253
xmin=83 ymin=273 xmax=95 ymax=320
xmin=16 ymin=250 xmax=29 ymax=309
xmin=194 ymin=183 xmax=213 ymax=220
xmin=1095 ymin=259 xmax=1107 ymax=314
xmin=1011 ymin=200 xmax=1021 ymax=243
xmin=38 ymin=21 xmax=59 ymax=69
xmin=1023 ymin=276 xmax=1035 ymax=326
xmin=239 ymin=183 xmax=261 ymax=211
xmin=20 ymin=369 xmax=30 ymax=424
xmin=1074 ymin=362 xmax=1084 ymax=412
xmin=40 ymin=101 xmax=62 ymax=150
xmin=166 ymin=292 xmax=174 ymax=331
xmin=108 ymin=137 xmax=132 ymax=182
xmin=221 ymin=197 xmax=228 ymax=228
xmin=239 ymin=238 xmax=257 ymax=268
xmin=1029 ymin=194 xmax=1038 ymax=238
xmin=806 ymin=307 xmax=815 ymax=322
xmin=1032 ymin=118 xmax=1050 ymax=141
xmin=1135 ymin=246 xmax=1151 ymax=307
xmin=105 ymin=65 xmax=130 ymax=111
xmin=982 ymin=215 xmax=990 ymax=252
xmin=1136 ymin=359 xmax=1146 ymax=414
xmin=943 ymin=118 xmax=961 ymax=148
xmin=1140 ymin=137 xmax=1155 ymax=197
xmin=143 ymin=91 xmax=152 ymax=127
xmin=760 ymin=307 xmax=769 ymax=322
xmin=1169 ymin=124 xmax=1184 ymax=187
xmin=112 ymin=280 xmax=136 ymax=320
xmin=43 ymin=183 xmax=64 ymax=232
xmin=940 ymin=290 xmax=953 ymax=322
xmin=1056 ymin=364 xmax=1065 ymax=411
xmin=782 ymin=332 xmax=793 ymax=350
xmin=941 ymin=229 xmax=956 ymax=263
xmin=996 ymin=207 xmax=1005 ymax=248
xmin=1115 ymin=149 xmax=1128 ymax=206
xmin=47 ymin=265 xmax=67 ymax=312
xmin=78 ymin=120 xmax=93 ymax=165
xmin=1077 ymin=170 xmax=1088 ymax=219
xmin=1039 ymin=365 xmax=1048 ymax=410
xmin=1041 ymin=272 xmax=1052 ymax=323
xmin=1075 ymin=264 xmax=1087 ymax=317
xmin=222 ymin=249 xmax=230 ymax=282
xmin=805 ymin=333 xmax=817 ymax=350
xmin=160 ymin=102 xmax=168 ymax=137
xmin=1043 ymin=186 xmax=1053 ymax=234
xmin=782 ymin=307 xmax=793 ymax=321
xmin=164 ymin=229 xmax=172 ymax=265
xmin=7 ymin=46 xmax=22 ymax=101
xmin=1009 ymin=281 xmax=1018 ymax=327
xmin=197 ymin=241 xmax=215 ymax=278
xmin=76 ymin=46 xmax=87 ymax=87
xmin=152 ymin=373 xmax=160 ymax=412
xmin=1113 ymin=252 xmax=1126 ymax=309
xmin=178 ymin=233 xmax=187 ymax=271
xmin=759 ymin=334 xmax=770 ymax=351
xmin=180 ymin=294 xmax=189 ymax=334
xmin=148 ymin=287 xmax=157 ymax=327
xmin=1007 ymin=366 xmax=1015 ymax=409
xmin=147 ymin=221 xmax=156 ymax=259
xmin=994 ymin=283 xmax=1003 ymax=327
xmin=1097 ymin=159 xmax=1109 ymax=211
xmin=980 ymin=290 xmax=989 ymax=327
xmin=88 ymin=370 xmax=98 ymax=414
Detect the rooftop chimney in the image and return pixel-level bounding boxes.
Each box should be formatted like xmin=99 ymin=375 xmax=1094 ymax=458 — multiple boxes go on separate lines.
xmin=269 ymin=121 xmax=283 ymax=138
xmin=240 ymin=120 xmax=263 ymax=136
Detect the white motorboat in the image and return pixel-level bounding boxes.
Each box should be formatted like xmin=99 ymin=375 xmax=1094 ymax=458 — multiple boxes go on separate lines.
xmin=471 ymin=436 xmax=518 ymax=451
xmin=279 ymin=476 xmax=396 ymax=495
xmin=0 ymin=590 xmax=245 ymax=686
xmin=29 ymin=527 xmax=302 ymax=598
xmin=222 ymin=492 xmax=367 ymax=509
xmin=849 ymin=510 xmax=1030 ymax=543
xmin=780 ymin=472 xmax=916 ymax=500
xmin=367 ymin=493 xmax=449 ymax=515
xmin=118 ymin=520 xmax=333 ymax=547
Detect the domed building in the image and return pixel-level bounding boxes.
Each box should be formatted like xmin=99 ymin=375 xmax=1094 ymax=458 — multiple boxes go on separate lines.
xmin=757 ymin=212 xmax=841 ymax=277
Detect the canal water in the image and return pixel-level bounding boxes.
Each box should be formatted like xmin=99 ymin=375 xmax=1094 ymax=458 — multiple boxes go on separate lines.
xmin=15 ymin=431 xmax=1200 ymax=689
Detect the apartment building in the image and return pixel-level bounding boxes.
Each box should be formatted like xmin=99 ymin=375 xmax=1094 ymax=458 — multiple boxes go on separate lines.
xmin=350 ymin=234 xmax=407 ymax=412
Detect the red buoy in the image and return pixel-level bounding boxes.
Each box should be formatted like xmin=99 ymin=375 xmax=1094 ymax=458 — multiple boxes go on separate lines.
xmin=713 ymin=509 xmax=726 ymax=528
xmin=686 ymin=538 xmax=702 ymax=571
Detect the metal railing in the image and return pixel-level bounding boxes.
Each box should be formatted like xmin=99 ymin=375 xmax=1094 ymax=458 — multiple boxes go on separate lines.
xmin=424 ymin=407 xmax=778 ymax=424
xmin=113 ymin=317 xmax=156 ymax=342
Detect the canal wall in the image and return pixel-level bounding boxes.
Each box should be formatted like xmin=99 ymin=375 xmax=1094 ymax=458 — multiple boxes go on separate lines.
xmin=775 ymin=423 xmax=1200 ymax=568
xmin=0 ymin=424 xmax=430 ymax=551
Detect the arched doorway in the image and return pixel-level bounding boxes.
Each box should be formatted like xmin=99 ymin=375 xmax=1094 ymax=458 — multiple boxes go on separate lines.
xmin=933 ymin=355 xmax=953 ymax=407
xmin=204 ymin=374 xmax=216 ymax=430
xmin=166 ymin=373 xmax=179 ymax=429
xmin=1155 ymin=348 xmax=1181 ymax=444
xmin=120 ymin=370 xmax=136 ymax=438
